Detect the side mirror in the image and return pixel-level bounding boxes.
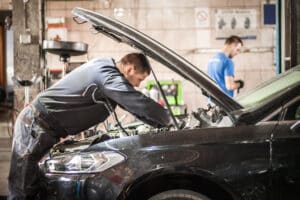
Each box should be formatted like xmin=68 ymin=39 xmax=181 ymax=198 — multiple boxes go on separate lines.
xmin=290 ymin=120 xmax=300 ymax=134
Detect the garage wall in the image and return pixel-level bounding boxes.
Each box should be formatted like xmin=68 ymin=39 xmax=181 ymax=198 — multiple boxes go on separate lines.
xmin=0 ymin=0 xmax=277 ymax=126
xmin=0 ymin=0 xmax=11 ymax=9
xmin=39 ymin=0 xmax=272 ymax=117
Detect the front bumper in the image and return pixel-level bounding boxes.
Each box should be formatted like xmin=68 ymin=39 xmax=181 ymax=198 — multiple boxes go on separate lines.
xmin=41 ymin=173 xmax=120 ymax=200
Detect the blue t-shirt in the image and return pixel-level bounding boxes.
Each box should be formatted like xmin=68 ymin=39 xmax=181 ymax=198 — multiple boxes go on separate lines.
xmin=207 ymin=52 xmax=235 ymax=97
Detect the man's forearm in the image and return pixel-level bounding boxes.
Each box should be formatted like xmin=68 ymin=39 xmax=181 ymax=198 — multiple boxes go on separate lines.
xmin=225 ymin=76 xmax=240 ymax=90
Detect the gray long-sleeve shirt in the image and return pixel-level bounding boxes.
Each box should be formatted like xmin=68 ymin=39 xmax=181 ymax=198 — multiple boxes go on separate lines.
xmin=33 ymin=57 xmax=170 ymax=135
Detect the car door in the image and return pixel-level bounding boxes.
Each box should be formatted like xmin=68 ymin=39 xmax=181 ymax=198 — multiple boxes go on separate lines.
xmin=268 ymin=96 xmax=300 ymax=199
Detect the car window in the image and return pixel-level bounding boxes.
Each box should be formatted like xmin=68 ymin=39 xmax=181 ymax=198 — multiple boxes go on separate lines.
xmin=285 ymin=101 xmax=300 ymax=120
xmin=235 ymin=71 xmax=300 ymax=109
xmin=267 ymin=98 xmax=300 ymax=121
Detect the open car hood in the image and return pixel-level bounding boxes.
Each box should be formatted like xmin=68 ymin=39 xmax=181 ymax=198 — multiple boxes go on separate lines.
xmin=72 ymin=7 xmax=243 ymax=115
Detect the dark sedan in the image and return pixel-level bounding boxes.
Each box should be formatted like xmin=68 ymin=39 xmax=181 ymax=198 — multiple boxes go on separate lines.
xmin=38 ymin=7 xmax=300 ymax=200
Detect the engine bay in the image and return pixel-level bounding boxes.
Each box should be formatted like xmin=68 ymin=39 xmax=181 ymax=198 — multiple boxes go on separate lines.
xmin=47 ymin=104 xmax=232 ymax=158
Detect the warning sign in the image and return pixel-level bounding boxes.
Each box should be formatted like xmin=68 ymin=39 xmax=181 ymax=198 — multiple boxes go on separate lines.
xmin=195 ymin=8 xmax=210 ymax=28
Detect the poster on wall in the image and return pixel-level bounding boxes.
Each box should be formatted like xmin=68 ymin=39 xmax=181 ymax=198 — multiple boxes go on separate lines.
xmin=46 ymin=17 xmax=67 ymax=41
xmin=215 ymin=9 xmax=257 ymax=40
xmin=195 ymin=8 xmax=210 ymax=28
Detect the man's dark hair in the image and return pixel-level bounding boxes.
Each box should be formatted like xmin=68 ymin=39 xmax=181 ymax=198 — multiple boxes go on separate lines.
xmin=225 ymin=35 xmax=243 ymax=46
xmin=120 ymin=53 xmax=151 ymax=74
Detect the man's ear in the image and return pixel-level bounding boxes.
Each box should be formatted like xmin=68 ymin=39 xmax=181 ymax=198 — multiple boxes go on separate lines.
xmin=122 ymin=64 xmax=132 ymax=76
xmin=125 ymin=64 xmax=135 ymax=74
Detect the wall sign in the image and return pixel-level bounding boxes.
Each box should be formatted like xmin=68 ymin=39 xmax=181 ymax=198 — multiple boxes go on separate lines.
xmin=215 ymin=9 xmax=257 ymax=40
xmin=46 ymin=17 xmax=67 ymax=41
xmin=263 ymin=4 xmax=276 ymax=25
xmin=195 ymin=8 xmax=210 ymax=28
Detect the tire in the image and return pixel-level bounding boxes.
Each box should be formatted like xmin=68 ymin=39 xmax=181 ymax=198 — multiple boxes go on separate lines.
xmin=148 ymin=189 xmax=211 ymax=200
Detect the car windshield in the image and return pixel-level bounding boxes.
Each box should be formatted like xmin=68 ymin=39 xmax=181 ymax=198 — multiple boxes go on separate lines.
xmin=235 ymin=69 xmax=300 ymax=109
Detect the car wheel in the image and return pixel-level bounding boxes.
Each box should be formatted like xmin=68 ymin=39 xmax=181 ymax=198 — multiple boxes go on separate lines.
xmin=148 ymin=189 xmax=211 ymax=200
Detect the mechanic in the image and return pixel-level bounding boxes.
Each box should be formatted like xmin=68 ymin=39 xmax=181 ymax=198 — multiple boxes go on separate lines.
xmin=207 ymin=35 xmax=244 ymax=97
xmin=8 ymin=53 xmax=171 ymax=200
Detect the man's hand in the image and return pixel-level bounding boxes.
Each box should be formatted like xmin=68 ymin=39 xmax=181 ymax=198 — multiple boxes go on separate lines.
xmin=225 ymin=76 xmax=243 ymax=91
xmin=235 ymin=79 xmax=244 ymax=89
xmin=235 ymin=79 xmax=244 ymax=93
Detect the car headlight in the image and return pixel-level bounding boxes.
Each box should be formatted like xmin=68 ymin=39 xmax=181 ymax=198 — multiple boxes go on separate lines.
xmin=44 ymin=151 xmax=125 ymax=174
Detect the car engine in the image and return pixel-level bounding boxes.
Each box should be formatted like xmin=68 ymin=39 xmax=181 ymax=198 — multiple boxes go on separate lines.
xmin=47 ymin=104 xmax=232 ymax=158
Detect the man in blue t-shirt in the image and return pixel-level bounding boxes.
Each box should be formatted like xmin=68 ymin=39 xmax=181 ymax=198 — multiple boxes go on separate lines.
xmin=207 ymin=35 xmax=244 ymax=97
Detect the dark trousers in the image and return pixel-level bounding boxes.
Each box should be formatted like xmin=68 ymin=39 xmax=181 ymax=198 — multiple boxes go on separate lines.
xmin=8 ymin=106 xmax=59 ymax=200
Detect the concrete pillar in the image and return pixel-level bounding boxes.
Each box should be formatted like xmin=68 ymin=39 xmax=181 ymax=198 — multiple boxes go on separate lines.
xmin=12 ymin=0 xmax=43 ymax=111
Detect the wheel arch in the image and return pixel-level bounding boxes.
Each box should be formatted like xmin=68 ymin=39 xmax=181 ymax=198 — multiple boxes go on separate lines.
xmin=117 ymin=168 xmax=241 ymax=200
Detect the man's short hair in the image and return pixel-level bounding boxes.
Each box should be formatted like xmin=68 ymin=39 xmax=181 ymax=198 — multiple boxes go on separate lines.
xmin=120 ymin=53 xmax=151 ymax=74
xmin=225 ymin=35 xmax=243 ymax=46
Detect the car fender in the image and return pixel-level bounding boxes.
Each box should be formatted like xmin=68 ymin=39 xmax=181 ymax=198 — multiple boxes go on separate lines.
xmin=117 ymin=166 xmax=242 ymax=200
